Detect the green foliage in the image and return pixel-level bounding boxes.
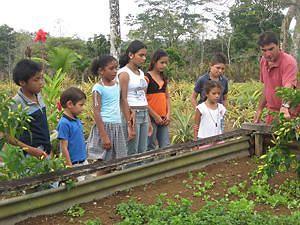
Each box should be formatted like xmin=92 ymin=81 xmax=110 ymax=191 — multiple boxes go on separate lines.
xmin=66 ymin=204 xmax=85 ymax=217
xmin=0 ymin=91 xmax=31 ymax=148
xmin=47 ymin=47 xmax=78 ymax=73
xmin=126 ymin=0 xmax=207 ymax=47
xmin=0 ymin=144 xmax=65 ymax=181
xmin=171 ymin=109 xmax=193 ymax=144
xmin=43 ymin=68 xmax=65 ymax=130
xmin=117 ymin=195 xmax=300 ymax=224
xmin=227 ymin=176 xmax=300 ymax=209
xmin=227 ymin=80 xmax=263 ymax=127
xmin=84 ymin=218 xmax=102 ymax=225
xmin=0 ymin=24 xmax=17 ymax=76
xmin=86 ymin=34 xmax=110 ymax=58
xmin=229 ymin=0 xmax=283 ymax=63
xmin=256 ymin=88 xmax=300 ymax=177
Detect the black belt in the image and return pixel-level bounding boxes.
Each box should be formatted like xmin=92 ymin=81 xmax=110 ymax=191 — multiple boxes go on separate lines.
xmin=72 ymin=160 xmax=85 ymax=165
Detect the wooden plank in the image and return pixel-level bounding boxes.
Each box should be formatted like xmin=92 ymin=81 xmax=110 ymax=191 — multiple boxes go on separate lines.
xmin=0 ymin=137 xmax=250 ymax=225
xmin=241 ymin=122 xmax=272 ymax=134
xmin=0 ymin=129 xmax=252 ymax=192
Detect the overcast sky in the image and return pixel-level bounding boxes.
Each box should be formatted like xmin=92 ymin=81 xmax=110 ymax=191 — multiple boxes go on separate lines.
xmin=0 ymin=0 xmax=140 ymax=40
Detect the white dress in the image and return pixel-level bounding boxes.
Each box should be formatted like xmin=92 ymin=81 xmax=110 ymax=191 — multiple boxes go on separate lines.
xmin=196 ymin=103 xmax=226 ymax=139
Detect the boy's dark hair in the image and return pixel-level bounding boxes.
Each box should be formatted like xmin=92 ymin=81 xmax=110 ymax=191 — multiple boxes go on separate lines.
xmin=60 ymin=87 xmax=86 ymax=108
xmin=210 ymin=52 xmax=227 ymax=66
xmin=119 ymin=40 xmax=147 ymax=67
xmin=91 ymin=55 xmax=117 ymax=76
xmin=13 ymin=59 xmax=42 ymax=86
xmin=204 ymin=80 xmax=222 ymax=95
xmin=257 ymin=31 xmax=279 ymax=46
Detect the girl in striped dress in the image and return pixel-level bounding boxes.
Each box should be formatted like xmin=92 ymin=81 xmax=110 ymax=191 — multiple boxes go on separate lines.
xmin=87 ymin=55 xmax=133 ymax=161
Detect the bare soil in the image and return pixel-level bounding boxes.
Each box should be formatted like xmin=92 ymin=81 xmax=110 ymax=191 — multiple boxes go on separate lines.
xmin=17 ymin=156 xmax=296 ymax=225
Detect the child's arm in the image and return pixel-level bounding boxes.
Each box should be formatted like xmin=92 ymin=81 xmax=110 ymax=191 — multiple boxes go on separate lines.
xmin=59 ymin=139 xmax=72 ymax=167
xmin=164 ymin=87 xmax=171 ymax=126
xmin=191 ymin=91 xmax=199 ymax=108
xmin=223 ymin=94 xmax=227 ymax=108
xmin=93 ymin=91 xmax=111 ymax=150
xmin=148 ymin=105 xmax=163 ymax=125
xmin=7 ymin=135 xmax=48 ymax=159
xmin=119 ymin=72 xmax=135 ymax=140
xmin=194 ymin=109 xmax=201 ymax=141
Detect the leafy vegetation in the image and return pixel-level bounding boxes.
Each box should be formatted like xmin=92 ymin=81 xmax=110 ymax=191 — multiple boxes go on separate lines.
xmin=116 ymin=195 xmax=300 ymax=225
xmin=257 ymin=87 xmax=300 ymax=178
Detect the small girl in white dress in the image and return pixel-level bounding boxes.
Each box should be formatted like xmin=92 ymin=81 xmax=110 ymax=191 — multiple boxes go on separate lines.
xmin=194 ymin=80 xmax=226 ymax=140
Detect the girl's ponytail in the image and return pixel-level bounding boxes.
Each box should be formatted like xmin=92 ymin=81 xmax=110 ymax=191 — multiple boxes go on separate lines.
xmin=119 ymin=40 xmax=147 ymax=68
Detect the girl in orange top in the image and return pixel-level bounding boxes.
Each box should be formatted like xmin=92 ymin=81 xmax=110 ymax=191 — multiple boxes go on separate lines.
xmin=145 ymin=49 xmax=171 ymax=150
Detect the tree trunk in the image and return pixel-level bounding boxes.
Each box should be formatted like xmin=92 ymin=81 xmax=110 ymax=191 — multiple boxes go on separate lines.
xmin=292 ymin=8 xmax=300 ymax=64
xmin=281 ymin=5 xmax=296 ymax=51
xmin=109 ymin=0 xmax=121 ymax=59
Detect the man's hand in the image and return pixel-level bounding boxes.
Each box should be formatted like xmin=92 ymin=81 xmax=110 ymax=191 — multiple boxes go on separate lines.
xmin=280 ymin=106 xmax=291 ymax=119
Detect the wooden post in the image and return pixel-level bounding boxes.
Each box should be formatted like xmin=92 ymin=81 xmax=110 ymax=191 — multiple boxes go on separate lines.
xmin=241 ymin=123 xmax=272 ymax=156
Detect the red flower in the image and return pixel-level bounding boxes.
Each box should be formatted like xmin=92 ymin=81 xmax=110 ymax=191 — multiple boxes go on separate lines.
xmin=34 ymin=29 xmax=47 ymax=43
xmin=56 ymin=101 xmax=62 ymax=112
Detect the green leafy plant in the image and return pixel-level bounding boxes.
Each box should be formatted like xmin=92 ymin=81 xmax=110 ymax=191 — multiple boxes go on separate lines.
xmin=257 ymin=87 xmax=300 ymax=177
xmin=171 ymin=109 xmax=193 ymax=143
xmin=0 ymin=144 xmax=65 ymax=181
xmin=84 ymin=218 xmax=102 ymax=225
xmin=66 ymin=204 xmax=85 ymax=217
xmin=0 ymin=91 xmax=31 ymax=149
xmin=43 ymin=68 xmax=65 ymax=130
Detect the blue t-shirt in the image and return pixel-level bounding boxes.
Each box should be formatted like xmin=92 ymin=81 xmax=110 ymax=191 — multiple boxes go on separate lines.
xmin=194 ymin=73 xmax=228 ymax=104
xmin=57 ymin=114 xmax=87 ymax=163
xmin=92 ymin=82 xmax=121 ymax=123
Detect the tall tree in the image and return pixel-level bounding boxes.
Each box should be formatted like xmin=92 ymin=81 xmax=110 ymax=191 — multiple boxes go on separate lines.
xmin=126 ymin=0 xmax=207 ymax=47
xmin=109 ymin=0 xmax=121 ymax=58
xmin=280 ymin=0 xmax=300 ymax=63
xmin=86 ymin=34 xmax=110 ymax=58
xmin=0 ymin=25 xmax=17 ymax=79
xmin=229 ymin=0 xmax=283 ymax=61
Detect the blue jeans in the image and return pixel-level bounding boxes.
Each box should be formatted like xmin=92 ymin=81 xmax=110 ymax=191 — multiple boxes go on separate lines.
xmin=148 ymin=120 xmax=170 ymax=150
xmin=123 ymin=109 xmax=149 ymax=156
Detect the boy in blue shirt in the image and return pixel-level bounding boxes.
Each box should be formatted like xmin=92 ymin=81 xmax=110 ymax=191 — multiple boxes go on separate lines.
xmin=57 ymin=87 xmax=87 ymax=167
xmin=11 ymin=59 xmax=50 ymax=158
xmin=191 ymin=52 xmax=229 ymax=108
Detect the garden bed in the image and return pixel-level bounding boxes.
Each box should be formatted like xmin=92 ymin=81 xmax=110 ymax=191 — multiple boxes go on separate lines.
xmin=17 ymin=156 xmax=298 ymax=225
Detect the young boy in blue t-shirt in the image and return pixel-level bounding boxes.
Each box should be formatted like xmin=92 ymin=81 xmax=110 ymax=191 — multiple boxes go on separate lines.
xmin=57 ymin=87 xmax=87 ymax=167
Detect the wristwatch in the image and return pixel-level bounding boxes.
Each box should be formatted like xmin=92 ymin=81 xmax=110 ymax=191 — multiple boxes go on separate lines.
xmin=281 ymin=103 xmax=290 ymax=108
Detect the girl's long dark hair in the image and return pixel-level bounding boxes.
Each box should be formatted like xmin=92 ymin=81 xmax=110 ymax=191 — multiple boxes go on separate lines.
xmin=148 ymin=49 xmax=168 ymax=82
xmin=119 ymin=40 xmax=147 ymax=68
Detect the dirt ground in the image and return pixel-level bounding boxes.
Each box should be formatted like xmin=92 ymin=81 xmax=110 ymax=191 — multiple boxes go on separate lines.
xmin=17 ymin=156 xmax=296 ymax=225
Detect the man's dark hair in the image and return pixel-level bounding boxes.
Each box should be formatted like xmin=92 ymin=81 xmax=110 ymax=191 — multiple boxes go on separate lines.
xmin=60 ymin=87 xmax=86 ymax=108
xmin=13 ymin=59 xmax=42 ymax=86
xmin=210 ymin=52 xmax=227 ymax=65
xmin=257 ymin=31 xmax=279 ymax=46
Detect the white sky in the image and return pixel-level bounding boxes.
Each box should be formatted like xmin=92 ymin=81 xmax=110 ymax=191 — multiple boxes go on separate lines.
xmin=0 ymin=0 xmax=140 ymax=40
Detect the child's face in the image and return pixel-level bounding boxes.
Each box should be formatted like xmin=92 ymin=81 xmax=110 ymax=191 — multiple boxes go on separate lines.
xmin=100 ymin=60 xmax=118 ymax=81
xmin=69 ymin=99 xmax=85 ymax=116
xmin=129 ymin=48 xmax=147 ymax=66
xmin=154 ymin=56 xmax=169 ymax=72
xmin=206 ymin=87 xmax=221 ymax=103
xmin=210 ymin=63 xmax=225 ymax=78
xmin=20 ymin=72 xmax=44 ymax=94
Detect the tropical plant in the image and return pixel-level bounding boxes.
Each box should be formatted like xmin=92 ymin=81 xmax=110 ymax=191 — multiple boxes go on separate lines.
xmin=0 ymin=144 xmax=65 ymax=181
xmin=47 ymin=47 xmax=77 ymax=73
xmin=257 ymin=87 xmax=300 ymax=177
xmin=43 ymin=68 xmax=65 ymax=130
